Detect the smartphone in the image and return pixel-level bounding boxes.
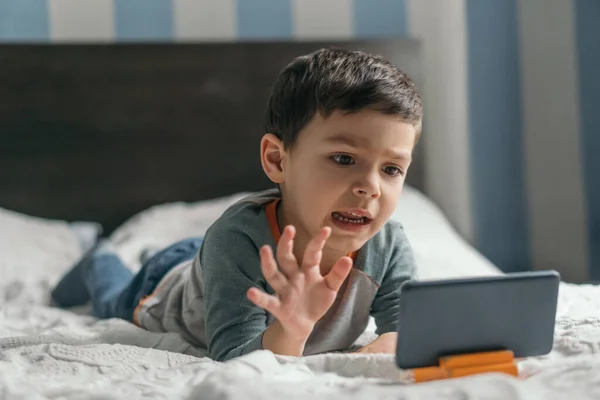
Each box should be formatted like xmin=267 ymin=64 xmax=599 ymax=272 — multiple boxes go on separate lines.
xmin=395 ymin=270 xmax=560 ymax=369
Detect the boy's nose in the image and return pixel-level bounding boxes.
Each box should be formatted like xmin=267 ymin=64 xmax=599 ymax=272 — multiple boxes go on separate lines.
xmin=352 ymin=174 xmax=381 ymax=199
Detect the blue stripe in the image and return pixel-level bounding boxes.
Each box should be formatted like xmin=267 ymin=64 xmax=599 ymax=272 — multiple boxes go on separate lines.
xmin=236 ymin=0 xmax=292 ymax=40
xmin=466 ymin=0 xmax=530 ymax=272
xmin=115 ymin=0 xmax=174 ymax=41
xmin=0 ymin=0 xmax=49 ymax=41
xmin=353 ymin=0 xmax=407 ymax=37
xmin=575 ymin=0 xmax=600 ymax=280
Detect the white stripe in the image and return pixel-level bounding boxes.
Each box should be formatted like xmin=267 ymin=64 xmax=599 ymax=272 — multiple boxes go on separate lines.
xmin=48 ymin=0 xmax=114 ymax=42
xmin=292 ymin=0 xmax=353 ymax=39
xmin=517 ymin=0 xmax=588 ymax=282
xmin=173 ymin=0 xmax=236 ymax=41
xmin=406 ymin=0 xmax=474 ymax=243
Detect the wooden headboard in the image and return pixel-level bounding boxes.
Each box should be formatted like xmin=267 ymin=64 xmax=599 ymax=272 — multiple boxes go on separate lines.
xmin=0 ymin=39 xmax=423 ymax=233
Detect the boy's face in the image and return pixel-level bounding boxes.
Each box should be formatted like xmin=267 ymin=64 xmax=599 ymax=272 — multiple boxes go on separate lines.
xmin=271 ymin=109 xmax=416 ymax=255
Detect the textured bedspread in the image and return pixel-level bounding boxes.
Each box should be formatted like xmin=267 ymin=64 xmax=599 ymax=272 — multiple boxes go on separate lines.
xmin=1 ymin=283 xmax=600 ymax=399
xmin=1 ymin=187 xmax=599 ymax=399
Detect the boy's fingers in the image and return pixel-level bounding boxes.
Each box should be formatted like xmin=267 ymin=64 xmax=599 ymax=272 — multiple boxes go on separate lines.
xmin=324 ymin=256 xmax=353 ymax=291
xmin=260 ymin=245 xmax=287 ymax=292
xmin=301 ymin=227 xmax=331 ymax=270
xmin=247 ymin=288 xmax=281 ymax=315
xmin=276 ymin=225 xmax=298 ymax=278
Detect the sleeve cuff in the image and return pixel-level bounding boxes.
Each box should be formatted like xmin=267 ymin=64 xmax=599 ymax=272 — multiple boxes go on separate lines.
xmin=219 ymin=331 xmax=265 ymax=362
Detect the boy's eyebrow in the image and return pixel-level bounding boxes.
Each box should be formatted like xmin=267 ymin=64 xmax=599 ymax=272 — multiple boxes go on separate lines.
xmin=385 ymin=148 xmax=413 ymax=161
xmin=324 ymin=135 xmax=413 ymax=161
xmin=324 ymin=134 xmax=369 ymax=148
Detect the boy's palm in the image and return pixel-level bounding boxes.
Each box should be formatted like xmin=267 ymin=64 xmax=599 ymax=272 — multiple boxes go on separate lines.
xmin=247 ymin=226 xmax=353 ymax=339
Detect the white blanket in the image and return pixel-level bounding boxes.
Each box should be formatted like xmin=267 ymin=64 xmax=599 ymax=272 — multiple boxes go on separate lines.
xmin=1 ymin=187 xmax=599 ymax=399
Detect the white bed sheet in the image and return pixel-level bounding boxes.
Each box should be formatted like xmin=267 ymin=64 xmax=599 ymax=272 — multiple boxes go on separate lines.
xmin=1 ymin=187 xmax=599 ymax=399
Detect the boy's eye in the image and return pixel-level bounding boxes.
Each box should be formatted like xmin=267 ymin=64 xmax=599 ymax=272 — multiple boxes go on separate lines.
xmin=383 ymin=166 xmax=404 ymax=176
xmin=331 ymin=154 xmax=355 ymax=165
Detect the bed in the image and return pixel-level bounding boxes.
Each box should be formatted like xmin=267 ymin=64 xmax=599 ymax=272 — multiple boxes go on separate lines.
xmin=1 ymin=40 xmax=600 ymax=399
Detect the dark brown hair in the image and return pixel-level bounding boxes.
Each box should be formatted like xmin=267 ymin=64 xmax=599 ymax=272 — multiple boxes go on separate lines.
xmin=264 ymin=48 xmax=423 ymax=149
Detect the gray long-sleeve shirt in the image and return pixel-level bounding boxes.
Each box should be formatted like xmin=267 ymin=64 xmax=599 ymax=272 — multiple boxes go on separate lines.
xmin=134 ymin=190 xmax=416 ymax=361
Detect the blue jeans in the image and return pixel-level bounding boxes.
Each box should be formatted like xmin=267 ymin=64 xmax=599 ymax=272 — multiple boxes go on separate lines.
xmin=52 ymin=237 xmax=203 ymax=321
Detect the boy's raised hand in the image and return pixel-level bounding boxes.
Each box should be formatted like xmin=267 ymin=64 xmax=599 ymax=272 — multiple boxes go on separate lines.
xmin=247 ymin=225 xmax=353 ymax=340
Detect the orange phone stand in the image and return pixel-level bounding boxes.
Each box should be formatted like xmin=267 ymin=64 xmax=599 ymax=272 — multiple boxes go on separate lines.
xmin=411 ymin=350 xmax=518 ymax=383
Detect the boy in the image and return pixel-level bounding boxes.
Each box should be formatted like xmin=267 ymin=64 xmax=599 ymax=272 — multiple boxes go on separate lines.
xmin=51 ymin=48 xmax=423 ymax=362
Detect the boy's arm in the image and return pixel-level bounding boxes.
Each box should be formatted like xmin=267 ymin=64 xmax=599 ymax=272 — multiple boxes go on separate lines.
xmin=355 ymin=256 xmax=411 ymax=355
xmin=245 ymin=226 xmax=353 ymax=356
xmin=356 ymin=234 xmax=414 ymax=355
xmin=200 ymin=224 xmax=274 ymax=361
xmin=370 ymin=227 xmax=416 ymax=336
xmin=200 ymin=224 xmax=351 ymax=361
xmin=355 ymin=332 xmax=397 ymax=354
xmin=260 ymin=319 xmax=310 ymax=356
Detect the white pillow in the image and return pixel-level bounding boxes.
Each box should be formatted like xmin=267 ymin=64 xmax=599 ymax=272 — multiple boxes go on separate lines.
xmin=110 ymin=187 xmax=501 ymax=278
xmin=0 ymin=207 xmax=85 ymax=305
xmin=391 ymin=187 xmax=501 ymax=279
xmin=110 ymin=192 xmax=252 ymax=271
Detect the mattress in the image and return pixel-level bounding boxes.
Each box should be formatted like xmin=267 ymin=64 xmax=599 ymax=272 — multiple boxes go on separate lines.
xmin=1 ymin=187 xmax=599 ymax=399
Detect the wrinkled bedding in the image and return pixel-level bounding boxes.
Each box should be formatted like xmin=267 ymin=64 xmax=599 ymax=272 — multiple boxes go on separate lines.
xmin=1 ymin=187 xmax=599 ymax=399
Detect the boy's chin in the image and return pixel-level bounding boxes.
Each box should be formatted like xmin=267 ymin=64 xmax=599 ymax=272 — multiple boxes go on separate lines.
xmin=325 ymin=234 xmax=369 ymax=254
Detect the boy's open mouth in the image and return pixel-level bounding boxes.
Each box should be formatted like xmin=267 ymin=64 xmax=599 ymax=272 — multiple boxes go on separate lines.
xmin=331 ymin=211 xmax=372 ymax=226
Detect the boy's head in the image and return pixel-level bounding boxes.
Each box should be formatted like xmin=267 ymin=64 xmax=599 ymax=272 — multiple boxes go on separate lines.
xmin=260 ymin=48 xmax=423 ymax=256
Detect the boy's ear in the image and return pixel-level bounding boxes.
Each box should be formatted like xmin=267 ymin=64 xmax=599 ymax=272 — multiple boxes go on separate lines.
xmin=260 ymin=133 xmax=286 ymax=184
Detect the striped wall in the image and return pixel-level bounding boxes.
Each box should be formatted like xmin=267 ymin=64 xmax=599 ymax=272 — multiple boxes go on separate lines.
xmin=517 ymin=0 xmax=588 ymax=282
xmin=467 ymin=0 xmax=530 ymax=274
xmin=0 ymin=0 xmax=407 ymax=41
xmin=0 ymin=0 xmax=598 ymax=282
xmin=575 ymin=0 xmax=600 ymax=282
xmin=464 ymin=0 xmax=599 ymax=282
xmin=404 ymin=0 xmax=599 ymax=283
